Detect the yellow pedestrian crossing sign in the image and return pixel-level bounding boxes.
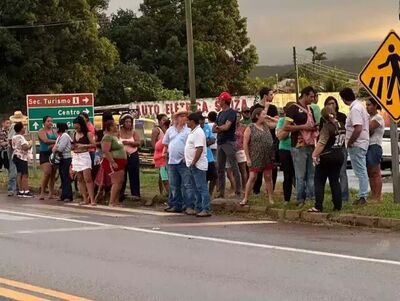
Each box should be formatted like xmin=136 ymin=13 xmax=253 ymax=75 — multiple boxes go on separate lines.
xmin=359 ymin=30 xmax=400 ymax=122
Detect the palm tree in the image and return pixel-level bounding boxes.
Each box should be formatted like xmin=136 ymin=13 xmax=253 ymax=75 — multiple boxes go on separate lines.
xmin=305 ymin=46 xmax=317 ymax=64
xmin=315 ymin=52 xmax=327 ymax=62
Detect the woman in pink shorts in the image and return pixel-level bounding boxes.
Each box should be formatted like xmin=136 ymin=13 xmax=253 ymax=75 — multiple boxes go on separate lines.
xmin=241 ymin=108 xmax=275 ymax=205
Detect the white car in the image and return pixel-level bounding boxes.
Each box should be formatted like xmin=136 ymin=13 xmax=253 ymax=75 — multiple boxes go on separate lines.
xmin=381 ymin=127 xmax=400 ymax=170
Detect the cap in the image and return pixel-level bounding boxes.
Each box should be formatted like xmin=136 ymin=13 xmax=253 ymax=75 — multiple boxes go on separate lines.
xmin=218 ymin=92 xmax=232 ymax=103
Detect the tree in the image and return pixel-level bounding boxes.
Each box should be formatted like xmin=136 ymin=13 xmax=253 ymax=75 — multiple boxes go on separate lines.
xmin=102 ymin=0 xmax=258 ymax=98
xmin=306 ymin=46 xmax=317 ymax=64
xmin=97 ymin=63 xmax=184 ymax=105
xmin=315 ymin=52 xmax=327 ymax=63
xmin=0 ymin=0 xmax=118 ymax=113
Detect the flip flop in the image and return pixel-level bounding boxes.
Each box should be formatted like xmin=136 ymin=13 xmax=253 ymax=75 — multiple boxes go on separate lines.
xmin=307 ymin=207 xmax=321 ymax=213
xmin=239 ymin=200 xmax=248 ymax=206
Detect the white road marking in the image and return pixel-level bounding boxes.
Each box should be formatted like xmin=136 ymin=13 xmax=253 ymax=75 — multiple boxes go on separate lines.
xmin=0 ymin=209 xmax=399 ymax=267
xmin=0 ymin=213 xmax=34 ymax=221
xmin=22 ymin=204 xmax=132 ymax=217
xmin=162 ymin=220 xmax=277 ymax=227
xmin=0 ymin=226 xmax=115 ymax=235
xmin=64 ymin=203 xmax=181 ymax=216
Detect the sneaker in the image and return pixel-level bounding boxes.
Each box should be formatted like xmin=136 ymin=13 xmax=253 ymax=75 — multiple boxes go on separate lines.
xmin=296 ymin=201 xmax=305 ymax=209
xmin=358 ymin=197 xmax=367 ymax=205
xmin=63 ymin=199 xmax=72 ymax=203
xmin=164 ymin=207 xmax=182 ymax=213
xmin=185 ymin=208 xmax=197 ymax=215
xmin=23 ymin=192 xmax=34 ymax=198
xmin=196 ymin=210 xmax=212 ymax=217
xmin=132 ymin=196 xmax=141 ymax=201
xmin=17 ymin=191 xmax=24 ymax=198
xmin=7 ymin=191 xmax=14 ymax=197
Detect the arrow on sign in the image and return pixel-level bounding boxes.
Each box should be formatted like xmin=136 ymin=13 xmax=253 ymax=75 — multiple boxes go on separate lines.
xmin=83 ymin=97 xmax=89 ymax=104
xmin=33 ymin=122 xmax=39 ymax=130
xmin=83 ymin=108 xmax=90 ymax=114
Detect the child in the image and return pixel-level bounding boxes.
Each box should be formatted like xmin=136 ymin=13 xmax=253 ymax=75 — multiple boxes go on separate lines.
xmin=12 ymin=122 xmax=33 ymax=197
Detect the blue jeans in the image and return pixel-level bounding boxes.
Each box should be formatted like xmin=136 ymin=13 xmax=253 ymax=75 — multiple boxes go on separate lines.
xmin=340 ymin=148 xmax=349 ymax=202
xmin=168 ymin=162 xmax=195 ymax=210
xmin=7 ymin=149 xmax=17 ymax=193
xmin=348 ymin=147 xmax=369 ymax=198
xmin=292 ymin=146 xmax=315 ymax=203
xmin=189 ymin=166 xmax=210 ymax=212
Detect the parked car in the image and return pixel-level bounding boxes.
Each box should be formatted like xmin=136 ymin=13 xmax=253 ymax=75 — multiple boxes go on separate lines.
xmin=381 ymin=127 xmax=400 ymax=170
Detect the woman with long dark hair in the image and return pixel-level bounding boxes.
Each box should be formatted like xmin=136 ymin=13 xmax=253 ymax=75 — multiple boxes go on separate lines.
xmin=72 ymin=116 xmax=96 ymax=205
xmin=322 ymin=96 xmax=349 ymax=202
xmin=366 ymin=98 xmax=384 ymax=201
xmin=38 ymin=116 xmax=57 ymax=200
xmin=309 ymin=106 xmax=346 ymax=212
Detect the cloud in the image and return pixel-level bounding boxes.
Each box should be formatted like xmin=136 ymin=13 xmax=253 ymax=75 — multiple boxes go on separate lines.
xmin=108 ymin=0 xmax=400 ymax=65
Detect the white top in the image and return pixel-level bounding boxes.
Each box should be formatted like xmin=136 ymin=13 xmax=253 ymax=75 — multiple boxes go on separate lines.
xmin=208 ymin=122 xmax=217 ymax=150
xmin=345 ymin=100 xmax=370 ymax=150
xmin=185 ymin=125 xmax=208 ymax=171
xmin=12 ymin=134 xmax=29 ymax=161
xmin=369 ymin=113 xmax=384 ymax=146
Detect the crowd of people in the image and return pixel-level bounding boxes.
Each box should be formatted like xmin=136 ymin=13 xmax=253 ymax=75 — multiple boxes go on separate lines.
xmin=0 ymin=86 xmax=386 ymax=215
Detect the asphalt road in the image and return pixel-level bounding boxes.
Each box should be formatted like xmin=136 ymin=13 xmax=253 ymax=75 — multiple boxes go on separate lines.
xmin=0 ymin=196 xmax=399 ymax=301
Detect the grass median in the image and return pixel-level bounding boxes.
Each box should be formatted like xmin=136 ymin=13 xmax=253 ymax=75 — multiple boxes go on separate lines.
xmin=1 ymin=167 xmax=400 ymax=220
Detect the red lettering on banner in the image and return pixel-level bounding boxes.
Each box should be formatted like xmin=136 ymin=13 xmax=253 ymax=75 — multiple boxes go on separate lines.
xmin=154 ymin=105 xmax=160 ymax=115
xmin=174 ymin=103 xmax=179 ymax=113
xmin=241 ymin=99 xmax=248 ymax=109
xmin=233 ymin=99 xmax=240 ymax=110
xmin=148 ymin=104 xmax=153 ymax=115
xmin=202 ymin=101 xmax=208 ymax=112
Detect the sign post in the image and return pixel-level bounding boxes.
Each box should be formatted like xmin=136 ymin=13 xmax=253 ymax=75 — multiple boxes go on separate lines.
xmin=26 ymin=93 xmax=95 ymax=132
xmin=359 ymin=30 xmax=400 ymax=203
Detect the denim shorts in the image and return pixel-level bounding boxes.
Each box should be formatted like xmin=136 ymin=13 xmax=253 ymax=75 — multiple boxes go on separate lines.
xmin=366 ymin=144 xmax=382 ymax=167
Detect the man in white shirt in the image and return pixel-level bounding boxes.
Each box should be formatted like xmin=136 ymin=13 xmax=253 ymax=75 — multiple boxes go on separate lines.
xmin=185 ymin=113 xmax=211 ymax=217
xmin=340 ymin=88 xmax=370 ymax=205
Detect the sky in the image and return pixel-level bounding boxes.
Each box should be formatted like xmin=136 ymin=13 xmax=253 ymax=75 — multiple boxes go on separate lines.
xmin=107 ymin=0 xmax=400 ymax=65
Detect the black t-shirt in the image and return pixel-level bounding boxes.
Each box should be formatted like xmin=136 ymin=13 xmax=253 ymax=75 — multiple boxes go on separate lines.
xmin=250 ymin=103 xmax=279 ymax=140
xmin=319 ymin=111 xmax=347 ymax=131
xmin=285 ymin=103 xmax=314 ymax=147
xmin=319 ymin=121 xmax=345 ymax=155
xmin=216 ymin=108 xmax=237 ymax=144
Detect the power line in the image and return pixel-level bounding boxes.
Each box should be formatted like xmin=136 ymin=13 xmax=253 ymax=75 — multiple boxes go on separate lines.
xmin=299 ymin=63 xmax=358 ymax=81
xmin=0 ymin=19 xmax=90 ymax=29
xmin=298 ymin=56 xmax=359 ymax=77
xmin=298 ymin=64 xmax=357 ymax=82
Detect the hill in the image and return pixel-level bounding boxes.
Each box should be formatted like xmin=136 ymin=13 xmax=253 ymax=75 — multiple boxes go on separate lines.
xmin=250 ymin=57 xmax=370 ymax=78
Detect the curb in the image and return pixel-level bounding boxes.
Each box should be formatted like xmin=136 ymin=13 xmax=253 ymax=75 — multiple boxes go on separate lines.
xmin=210 ymin=200 xmax=400 ymax=231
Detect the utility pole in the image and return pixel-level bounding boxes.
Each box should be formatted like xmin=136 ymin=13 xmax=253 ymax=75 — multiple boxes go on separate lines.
xmin=293 ymin=46 xmax=300 ymax=101
xmin=390 ymin=121 xmax=400 ymax=203
xmin=185 ymin=0 xmax=197 ymax=113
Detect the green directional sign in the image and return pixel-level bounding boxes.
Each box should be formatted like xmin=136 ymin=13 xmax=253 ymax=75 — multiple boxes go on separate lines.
xmin=28 ymin=107 xmax=94 ymax=120
xmin=26 ymin=93 xmax=95 ymax=132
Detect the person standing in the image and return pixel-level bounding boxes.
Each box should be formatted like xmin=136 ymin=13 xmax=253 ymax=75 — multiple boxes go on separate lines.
xmin=322 ymin=96 xmax=349 ymax=202
xmin=11 ymin=122 xmax=33 ymax=197
xmin=309 ymin=107 xmax=346 ymax=213
xmin=199 ymin=113 xmax=217 ymax=196
xmin=241 ymin=108 xmax=275 ymax=205
xmin=163 ymin=109 xmax=195 ymax=214
xmin=213 ymin=92 xmax=241 ymax=198
xmin=101 ymin=120 xmax=128 ymax=207
xmin=366 ymin=98 xmax=384 ymax=201
xmin=185 ymin=113 xmax=212 ymax=217
xmin=240 ymin=107 xmax=252 ymax=126
xmin=72 ymin=116 xmax=96 ymax=205
xmin=80 ymin=112 xmax=96 ymax=167
xmin=151 ymin=114 xmax=169 ymax=196
xmin=7 ymin=111 xmax=26 ymax=196
xmin=250 ymin=87 xmax=279 ymax=194
xmin=0 ymin=119 xmax=11 ymax=171
xmin=283 ymin=86 xmax=319 ymax=207
xmin=38 ymin=116 xmax=58 ymax=200
xmin=340 ymin=87 xmax=370 ymax=205
xmin=119 ymin=114 xmax=141 ymax=202
xmin=226 ymin=110 xmax=248 ymax=193
xmin=52 ymin=123 xmax=73 ymax=202
xmin=276 ymin=102 xmax=296 ymax=204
